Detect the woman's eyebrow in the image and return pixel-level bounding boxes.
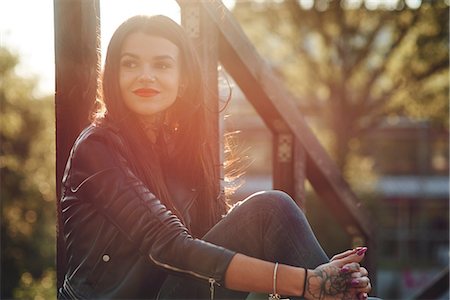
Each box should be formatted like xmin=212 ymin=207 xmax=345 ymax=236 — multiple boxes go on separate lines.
xmin=153 ymin=55 xmax=176 ymax=62
xmin=120 ymin=52 xmax=139 ymax=59
xmin=120 ymin=53 xmax=176 ymax=62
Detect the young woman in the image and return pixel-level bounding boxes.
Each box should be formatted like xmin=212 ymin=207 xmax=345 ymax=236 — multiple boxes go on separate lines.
xmin=58 ymin=15 xmax=372 ymax=300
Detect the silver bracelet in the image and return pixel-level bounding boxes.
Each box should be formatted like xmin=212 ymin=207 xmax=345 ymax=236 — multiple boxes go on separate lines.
xmin=269 ymin=262 xmax=281 ymax=300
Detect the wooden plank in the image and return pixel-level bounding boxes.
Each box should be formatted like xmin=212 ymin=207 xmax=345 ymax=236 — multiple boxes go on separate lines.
xmin=54 ymin=0 xmax=100 ymax=289
xmin=204 ymin=0 xmax=377 ymax=284
xmin=273 ymin=132 xmax=306 ymax=210
xmin=273 ymin=133 xmax=295 ymax=198
xmin=198 ymin=0 xmax=374 ymax=242
xmin=180 ymin=2 xmax=224 ymax=208
xmin=177 ymin=0 xmax=376 ymax=286
xmin=272 ymin=133 xmax=307 ymax=210
xmin=412 ymin=267 xmax=449 ymax=299
xmin=294 ymin=139 xmax=307 ymax=210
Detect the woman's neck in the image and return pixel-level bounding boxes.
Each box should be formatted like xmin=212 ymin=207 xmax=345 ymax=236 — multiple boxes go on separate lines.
xmin=138 ymin=114 xmax=164 ymax=144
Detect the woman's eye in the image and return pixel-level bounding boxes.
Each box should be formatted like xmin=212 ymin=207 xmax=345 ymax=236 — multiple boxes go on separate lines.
xmin=121 ymin=59 xmax=137 ymax=68
xmin=155 ymin=61 xmax=172 ymax=69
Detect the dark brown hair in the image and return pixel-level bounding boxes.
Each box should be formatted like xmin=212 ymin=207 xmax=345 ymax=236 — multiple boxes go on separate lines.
xmin=96 ymin=15 xmax=227 ymax=237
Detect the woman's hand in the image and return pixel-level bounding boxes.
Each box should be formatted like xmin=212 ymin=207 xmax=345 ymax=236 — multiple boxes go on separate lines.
xmin=345 ymin=265 xmax=370 ymax=300
xmin=304 ymin=248 xmax=371 ymax=300
xmin=330 ymin=247 xmax=370 ymax=300
xmin=330 ymin=247 xmax=367 ymax=262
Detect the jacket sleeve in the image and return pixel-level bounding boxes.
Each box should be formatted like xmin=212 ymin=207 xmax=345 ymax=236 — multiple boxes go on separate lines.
xmin=64 ymin=128 xmax=236 ymax=286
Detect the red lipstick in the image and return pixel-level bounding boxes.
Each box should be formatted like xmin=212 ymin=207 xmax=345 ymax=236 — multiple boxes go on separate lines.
xmin=133 ymin=88 xmax=160 ymax=97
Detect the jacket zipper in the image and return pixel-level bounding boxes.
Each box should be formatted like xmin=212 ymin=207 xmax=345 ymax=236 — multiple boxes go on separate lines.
xmin=149 ymin=254 xmax=218 ymax=300
xmin=70 ymin=168 xmax=116 ymax=193
xmin=209 ymin=278 xmax=215 ymax=300
xmin=63 ymin=277 xmax=81 ymax=299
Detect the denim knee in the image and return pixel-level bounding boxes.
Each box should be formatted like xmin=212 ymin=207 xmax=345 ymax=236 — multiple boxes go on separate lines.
xmin=238 ymin=190 xmax=303 ymax=218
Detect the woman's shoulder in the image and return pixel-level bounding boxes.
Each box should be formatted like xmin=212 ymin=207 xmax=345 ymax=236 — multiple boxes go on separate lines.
xmin=70 ymin=123 xmax=128 ymax=159
xmin=65 ymin=123 xmax=130 ymax=172
xmin=75 ymin=123 xmax=123 ymax=146
xmin=62 ymin=123 xmax=130 ymax=189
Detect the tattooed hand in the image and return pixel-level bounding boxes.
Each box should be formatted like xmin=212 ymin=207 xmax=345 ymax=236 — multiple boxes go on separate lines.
xmin=307 ymin=264 xmax=353 ymax=299
xmin=304 ymin=248 xmax=371 ymax=300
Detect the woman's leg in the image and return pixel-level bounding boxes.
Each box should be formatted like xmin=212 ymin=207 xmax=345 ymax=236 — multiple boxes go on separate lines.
xmin=158 ymin=191 xmax=329 ymax=299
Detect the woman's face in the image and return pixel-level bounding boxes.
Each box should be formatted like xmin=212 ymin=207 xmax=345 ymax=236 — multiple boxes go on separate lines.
xmin=119 ymin=32 xmax=182 ymax=119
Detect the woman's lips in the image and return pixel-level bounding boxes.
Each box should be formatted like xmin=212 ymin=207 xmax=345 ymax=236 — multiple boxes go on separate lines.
xmin=133 ymin=88 xmax=160 ymax=97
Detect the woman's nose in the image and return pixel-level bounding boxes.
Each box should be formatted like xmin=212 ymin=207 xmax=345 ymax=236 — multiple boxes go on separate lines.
xmin=138 ymin=66 xmax=156 ymax=83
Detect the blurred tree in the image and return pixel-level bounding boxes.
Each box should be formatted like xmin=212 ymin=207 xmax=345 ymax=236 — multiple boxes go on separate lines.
xmin=232 ymin=0 xmax=449 ymax=172
xmin=0 ymin=47 xmax=56 ymax=299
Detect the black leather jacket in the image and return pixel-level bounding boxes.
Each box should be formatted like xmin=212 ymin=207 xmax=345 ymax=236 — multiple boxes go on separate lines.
xmin=58 ymin=124 xmax=235 ymax=299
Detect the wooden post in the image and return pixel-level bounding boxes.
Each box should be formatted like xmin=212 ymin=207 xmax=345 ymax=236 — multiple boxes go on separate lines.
xmin=54 ymin=0 xmax=100 ymax=289
xmin=179 ymin=1 xmax=223 ymax=201
xmin=273 ymin=131 xmax=307 ymax=210
xmin=199 ymin=0 xmax=376 ymax=284
xmin=273 ymin=132 xmax=295 ymax=194
xmin=294 ymin=139 xmax=307 ymax=209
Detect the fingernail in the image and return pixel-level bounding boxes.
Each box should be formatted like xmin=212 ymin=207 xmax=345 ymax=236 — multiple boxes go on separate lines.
xmin=357 ymin=247 xmax=367 ymax=256
xmin=340 ymin=266 xmax=349 ymax=273
xmin=361 ymin=293 xmax=368 ymax=300
xmin=351 ymin=279 xmax=360 ymax=286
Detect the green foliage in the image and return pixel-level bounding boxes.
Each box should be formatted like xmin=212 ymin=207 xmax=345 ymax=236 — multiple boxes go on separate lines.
xmin=0 ymin=47 xmax=56 ymax=299
xmin=231 ymin=5 xmax=448 ymax=293
xmin=387 ymin=2 xmax=449 ymax=127
xmin=232 ymin=0 xmax=449 ymax=173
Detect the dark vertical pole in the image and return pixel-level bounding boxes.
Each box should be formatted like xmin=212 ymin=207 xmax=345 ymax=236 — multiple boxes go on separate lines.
xmin=180 ymin=2 xmax=223 ymax=200
xmin=54 ymin=0 xmax=100 ymax=290
xmin=273 ymin=132 xmax=294 ymax=196
xmin=294 ymin=139 xmax=307 ymax=209
xmin=364 ymin=232 xmax=377 ymax=290
xmin=273 ymin=131 xmax=307 ymax=209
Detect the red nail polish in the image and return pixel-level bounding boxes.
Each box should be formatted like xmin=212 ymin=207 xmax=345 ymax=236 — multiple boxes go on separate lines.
xmin=340 ymin=266 xmax=349 ymax=273
xmin=357 ymin=247 xmax=367 ymax=256
xmin=351 ymin=279 xmax=359 ymax=286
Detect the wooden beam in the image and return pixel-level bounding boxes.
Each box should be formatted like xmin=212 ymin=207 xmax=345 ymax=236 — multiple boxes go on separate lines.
xmin=176 ymin=0 xmax=376 ymax=286
xmin=293 ymin=139 xmax=307 ymax=209
xmin=202 ymin=0 xmax=377 ymax=284
xmin=179 ymin=2 xmax=224 ymax=228
xmin=198 ymin=0 xmax=375 ymax=242
xmin=412 ymin=267 xmax=449 ymax=300
xmin=54 ymin=0 xmax=100 ymax=289
xmin=273 ymin=133 xmax=295 ymax=198
xmin=272 ymin=132 xmax=306 ymax=210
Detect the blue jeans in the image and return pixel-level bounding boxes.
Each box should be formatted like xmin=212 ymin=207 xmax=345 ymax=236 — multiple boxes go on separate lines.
xmin=158 ymin=190 xmax=329 ymax=299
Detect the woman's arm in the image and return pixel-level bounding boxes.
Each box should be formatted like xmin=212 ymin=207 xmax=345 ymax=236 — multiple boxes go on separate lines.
xmin=65 ymin=127 xmax=371 ymax=298
xmin=225 ymin=253 xmax=304 ymax=295
xmin=225 ymin=251 xmax=371 ymax=299
xmin=64 ymin=128 xmax=235 ymax=286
